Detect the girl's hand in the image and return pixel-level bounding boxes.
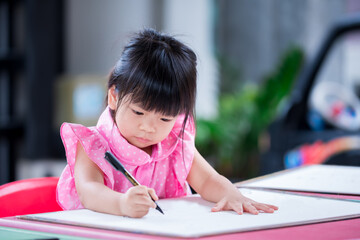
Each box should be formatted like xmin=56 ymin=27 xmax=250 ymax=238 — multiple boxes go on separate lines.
xmin=120 ymin=186 xmax=158 ymax=218
xmin=187 ymin=149 xmax=278 ymax=216
xmin=211 ymin=190 xmax=278 ymax=215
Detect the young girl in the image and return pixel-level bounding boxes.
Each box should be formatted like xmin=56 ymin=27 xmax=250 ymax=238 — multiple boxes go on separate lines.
xmin=57 ymin=29 xmax=278 ymax=218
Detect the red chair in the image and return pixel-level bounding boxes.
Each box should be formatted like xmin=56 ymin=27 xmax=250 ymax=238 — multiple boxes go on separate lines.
xmin=0 ymin=177 xmax=63 ymax=217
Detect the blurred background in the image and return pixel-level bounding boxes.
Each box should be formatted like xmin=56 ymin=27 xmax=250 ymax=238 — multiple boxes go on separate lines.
xmin=1 ymin=0 xmax=360 ymax=185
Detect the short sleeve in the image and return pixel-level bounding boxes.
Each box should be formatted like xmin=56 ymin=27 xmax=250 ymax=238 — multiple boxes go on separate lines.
xmin=56 ymin=123 xmax=115 ymax=210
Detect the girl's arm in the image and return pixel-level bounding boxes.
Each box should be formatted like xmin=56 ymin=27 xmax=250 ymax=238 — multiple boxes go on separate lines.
xmin=187 ymin=148 xmax=278 ymax=214
xmin=73 ymin=142 xmax=157 ymax=218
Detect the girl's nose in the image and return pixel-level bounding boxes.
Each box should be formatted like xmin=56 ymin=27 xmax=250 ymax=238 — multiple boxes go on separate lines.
xmin=139 ymin=120 xmax=155 ymax=133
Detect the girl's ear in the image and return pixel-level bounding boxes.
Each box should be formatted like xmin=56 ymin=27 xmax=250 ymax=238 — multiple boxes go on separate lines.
xmin=108 ymin=86 xmax=118 ymax=110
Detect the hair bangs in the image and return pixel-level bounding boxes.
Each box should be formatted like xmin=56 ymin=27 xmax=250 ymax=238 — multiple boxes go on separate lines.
xmin=129 ymin=69 xmax=185 ymax=117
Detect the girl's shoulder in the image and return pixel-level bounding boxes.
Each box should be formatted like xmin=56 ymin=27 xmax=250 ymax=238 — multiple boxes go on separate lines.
xmin=60 ymin=122 xmax=109 ymax=152
xmin=61 ymin=122 xmax=98 ymax=140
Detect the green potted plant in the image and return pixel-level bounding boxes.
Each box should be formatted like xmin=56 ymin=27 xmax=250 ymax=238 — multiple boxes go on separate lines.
xmin=196 ymin=47 xmax=304 ymax=180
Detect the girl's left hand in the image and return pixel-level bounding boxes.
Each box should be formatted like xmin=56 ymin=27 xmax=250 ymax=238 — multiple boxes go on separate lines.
xmin=211 ymin=191 xmax=279 ymax=215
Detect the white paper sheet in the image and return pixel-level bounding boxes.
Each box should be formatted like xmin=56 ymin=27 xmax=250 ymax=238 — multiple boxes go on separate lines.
xmin=240 ymin=165 xmax=360 ymax=195
xmin=20 ymin=188 xmax=360 ymax=238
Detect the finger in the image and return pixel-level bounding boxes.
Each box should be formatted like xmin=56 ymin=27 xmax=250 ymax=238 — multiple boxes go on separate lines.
xmin=125 ymin=199 xmax=150 ymax=218
xmin=147 ymin=188 xmax=159 ymax=201
xmin=137 ymin=185 xmax=150 ymax=194
xmin=128 ymin=185 xmax=145 ymax=194
xmin=254 ymin=203 xmax=279 ymax=211
xmin=131 ymin=186 xmax=151 ymax=197
xmin=211 ymin=199 xmax=226 ymax=212
xmin=243 ymin=202 xmax=259 ymax=215
xmin=143 ymin=188 xmax=157 ymax=209
xmin=252 ymin=203 xmax=276 ymax=213
xmin=231 ymin=203 xmax=244 ymax=215
xmin=135 ymin=195 xmax=157 ymax=208
xmin=133 ymin=203 xmax=151 ymax=212
xmin=147 ymin=199 xmax=157 ymax=209
xmin=266 ymin=204 xmax=279 ymax=210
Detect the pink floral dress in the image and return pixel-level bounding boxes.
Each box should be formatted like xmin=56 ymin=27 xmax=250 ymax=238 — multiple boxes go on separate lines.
xmin=56 ymin=107 xmax=195 ymax=210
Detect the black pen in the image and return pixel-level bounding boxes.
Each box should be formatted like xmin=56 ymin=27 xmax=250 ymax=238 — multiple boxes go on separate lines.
xmin=104 ymin=151 xmax=164 ymax=215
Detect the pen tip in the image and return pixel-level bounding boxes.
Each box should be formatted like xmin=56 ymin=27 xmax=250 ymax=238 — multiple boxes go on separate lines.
xmin=156 ymin=206 xmax=164 ymax=215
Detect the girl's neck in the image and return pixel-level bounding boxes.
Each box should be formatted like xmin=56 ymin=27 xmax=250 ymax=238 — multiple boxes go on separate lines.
xmin=142 ymin=145 xmax=153 ymax=156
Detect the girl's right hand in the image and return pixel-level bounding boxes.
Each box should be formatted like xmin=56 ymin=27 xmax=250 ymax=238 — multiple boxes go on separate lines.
xmin=120 ymin=186 xmax=158 ymax=218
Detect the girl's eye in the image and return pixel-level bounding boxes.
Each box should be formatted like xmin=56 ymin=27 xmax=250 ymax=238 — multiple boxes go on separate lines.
xmin=161 ymin=118 xmax=172 ymax=122
xmin=132 ymin=110 xmax=144 ymax=115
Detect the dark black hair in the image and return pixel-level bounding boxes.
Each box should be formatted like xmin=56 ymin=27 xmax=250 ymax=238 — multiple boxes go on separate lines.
xmin=107 ymin=28 xmax=197 ymax=133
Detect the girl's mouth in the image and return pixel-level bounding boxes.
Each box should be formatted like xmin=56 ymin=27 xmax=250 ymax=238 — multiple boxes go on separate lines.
xmin=136 ymin=137 xmax=150 ymax=143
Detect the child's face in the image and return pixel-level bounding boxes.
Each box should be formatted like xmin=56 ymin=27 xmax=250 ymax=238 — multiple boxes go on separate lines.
xmin=108 ymin=88 xmax=178 ymax=155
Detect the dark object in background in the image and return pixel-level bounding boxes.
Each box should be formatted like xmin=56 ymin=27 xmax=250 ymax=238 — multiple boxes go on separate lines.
xmin=261 ymin=14 xmax=360 ymax=175
xmin=0 ymin=0 xmax=64 ymax=185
